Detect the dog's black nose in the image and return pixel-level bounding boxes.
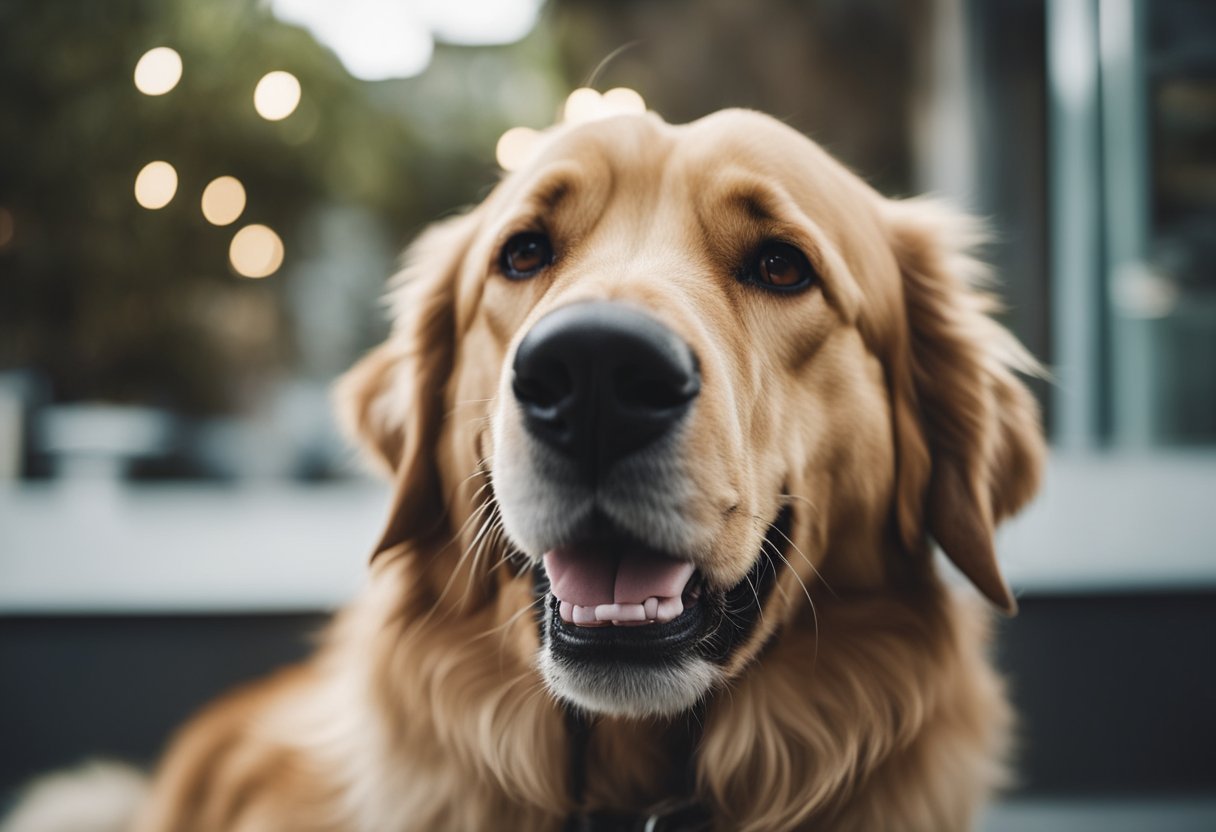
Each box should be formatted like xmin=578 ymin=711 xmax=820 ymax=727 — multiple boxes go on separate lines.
xmin=512 ymin=301 xmax=700 ymax=478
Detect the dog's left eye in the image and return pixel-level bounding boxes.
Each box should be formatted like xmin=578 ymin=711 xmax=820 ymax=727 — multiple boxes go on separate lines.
xmin=500 ymin=232 xmax=553 ymax=279
xmin=752 ymin=242 xmax=815 ymax=291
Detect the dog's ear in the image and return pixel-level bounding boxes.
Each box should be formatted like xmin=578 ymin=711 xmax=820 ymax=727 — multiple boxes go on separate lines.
xmin=334 ymin=338 xmax=411 ymax=476
xmin=885 ymin=199 xmax=1045 ymax=614
xmin=335 ymin=210 xmax=479 ymax=558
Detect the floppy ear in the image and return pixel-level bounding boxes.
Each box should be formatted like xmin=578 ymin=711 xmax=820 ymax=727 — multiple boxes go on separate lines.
xmin=885 ymin=199 xmax=1046 ymax=614
xmin=334 ymin=210 xmax=479 ymax=558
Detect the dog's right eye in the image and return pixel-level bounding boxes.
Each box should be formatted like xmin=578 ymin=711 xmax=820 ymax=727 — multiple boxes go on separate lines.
xmin=500 ymin=232 xmax=553 ymax=279
xmin=751 ymin=242 xmax=816 ymax=292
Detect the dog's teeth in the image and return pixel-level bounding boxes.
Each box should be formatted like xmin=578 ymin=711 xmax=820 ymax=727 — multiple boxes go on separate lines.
xmin=572 ymin=605 xmax=598 ymax=625
xmin=593 ymin=604 xmax=619 ymax=622
xmin=617 ymin=605 xmax=645 ymax=621
xmin=655 ymin=596 xmax=683 ymax=623
xmin=562 ymin=598 xmax=682 ymax=626
xmin=595 ymin=603 xmax=647 ymax=623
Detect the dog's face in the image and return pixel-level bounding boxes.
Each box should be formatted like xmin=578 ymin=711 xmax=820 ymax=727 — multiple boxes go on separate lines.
xmin=341 ymin=110 xmax=1043 ymax=718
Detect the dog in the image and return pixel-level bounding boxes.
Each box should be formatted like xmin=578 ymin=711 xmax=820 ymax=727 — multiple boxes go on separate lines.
xmin=6 ymin=109 xmax=1044 ymax=832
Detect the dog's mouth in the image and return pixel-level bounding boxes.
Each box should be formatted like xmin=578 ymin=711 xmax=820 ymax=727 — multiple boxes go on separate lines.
xmin=543 ymin=544 xmax=703 ymax=627
xmin=535 ymin=507 xmax=789 ymax=668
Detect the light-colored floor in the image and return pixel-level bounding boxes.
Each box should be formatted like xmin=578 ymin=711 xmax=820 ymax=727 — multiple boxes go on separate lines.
xmin=983 ymin=798 xmax=1216 ymax=832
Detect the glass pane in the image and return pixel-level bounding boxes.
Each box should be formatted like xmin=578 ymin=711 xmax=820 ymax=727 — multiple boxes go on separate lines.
xmin=1108 ymin=0 xmax=1216 ymax=445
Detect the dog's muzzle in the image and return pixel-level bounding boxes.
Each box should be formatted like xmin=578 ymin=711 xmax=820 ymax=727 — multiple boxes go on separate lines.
xmin=504 ymin=301 xmax=778 ymax=715
xmin=513 ymin=301 xmax=705 ymax=631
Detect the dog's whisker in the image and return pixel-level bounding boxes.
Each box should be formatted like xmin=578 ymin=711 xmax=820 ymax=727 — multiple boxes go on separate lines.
xmin=454 ymin=500 xmax=507 ymax=607
xmin=768 ymin=569 xmax=794 ymax=607
xmin=760 ymin=536 xmax=820 ymax=669
xmin=426 ymin=483 xmax=505 ymax=616
xmin=459 ymin=468 xmax=493 ymax=494
xmin=466 ymin=592 xmax=541 ymax=645
xmin=469 ymin=504 xmax=505 ymax=568
xmin=449 ymin=493 xmax=493 ymax=547
xmin=485 ymin=520 xmax=518 ymax=575
xmin=459 ymin=501 xmax=517 ymax=610
xmin=741 ymin=570 xmax=765 ymax=625
xmin=446 ymin=395 xmax=497 ymax=417
xmin=745 ymin=510 xmax=833 ymax=600
xmin=452 ymin=461 xmax=493 ymax=500
xmin=435 ymin=475 xmax=495 ymax=561
xmin=766 ymin=519 xmax=838 ymax=601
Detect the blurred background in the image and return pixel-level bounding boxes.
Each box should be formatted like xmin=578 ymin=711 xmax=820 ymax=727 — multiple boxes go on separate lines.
xmin=1 ymin=0 xmax=1213 ymax=829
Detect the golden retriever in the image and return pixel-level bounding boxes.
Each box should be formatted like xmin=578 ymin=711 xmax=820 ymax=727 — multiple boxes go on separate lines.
xmin=12 ymin=109 xmax=1045 ymax=832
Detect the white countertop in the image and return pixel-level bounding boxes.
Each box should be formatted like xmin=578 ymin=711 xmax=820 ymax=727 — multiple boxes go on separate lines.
xmin=0 ymin=480 xmax=388 ymax=614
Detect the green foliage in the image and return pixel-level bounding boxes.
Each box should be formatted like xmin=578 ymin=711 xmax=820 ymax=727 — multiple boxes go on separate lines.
xmin=0 ymin=0 xmax=559 ymax=413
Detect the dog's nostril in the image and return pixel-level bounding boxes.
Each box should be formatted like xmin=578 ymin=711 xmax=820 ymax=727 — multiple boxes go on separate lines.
xmin=513 ymin=361 xmax=573 ymax=410
xmin=614 ymin=368 xmax=699 ymax=411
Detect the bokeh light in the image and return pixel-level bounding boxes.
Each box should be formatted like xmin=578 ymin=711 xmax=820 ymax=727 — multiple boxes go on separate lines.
xmin=419 ymin=0 xmax=544 ymax=46
xmin=562 ymin=88 xmax=603 ymax=124
xmin=0 ymin=207 xmax=14 ymax=249
xmin=562 ymin=87 xmax=646 ymax=124
xmin=229 ymin=224 xmax=285 ymax=278
xmin=254 ymin=71 xmax=301 ymax=121
xmin=133 ymin=161 xmax=178 ymax=210
xmin=496 ymin=127 xmax=542 ymax=171
xmin=133 ymin=47 xmax=183 ymax=96
xmin=503 ymin=87 xmax=647 ymax=170
xmin=602 ymin=87 xmax=647 ymax=117
xmin=271 ymin=0 xmax=434 ymax=81
xmin=201 ymin=177 xmax=247 ymax=226
xmin=270 ymin=0 xmax=542 ymax=80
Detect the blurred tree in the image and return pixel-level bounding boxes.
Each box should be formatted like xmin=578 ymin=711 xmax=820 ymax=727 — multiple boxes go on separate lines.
xmin=0 ymin=0 xmax=555 ymax=414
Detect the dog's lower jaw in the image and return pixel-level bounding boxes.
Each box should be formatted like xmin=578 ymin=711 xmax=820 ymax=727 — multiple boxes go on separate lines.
xmin=538 ymin=649 xmax=723 ymax=718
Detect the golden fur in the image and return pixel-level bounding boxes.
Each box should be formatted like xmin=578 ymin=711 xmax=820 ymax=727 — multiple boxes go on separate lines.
xmin=130 ymin=110 xmax=1044 ymax=831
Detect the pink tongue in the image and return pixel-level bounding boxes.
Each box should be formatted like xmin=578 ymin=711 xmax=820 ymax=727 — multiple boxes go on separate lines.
xmin=543 ymin=548 xmax=695 ymax=606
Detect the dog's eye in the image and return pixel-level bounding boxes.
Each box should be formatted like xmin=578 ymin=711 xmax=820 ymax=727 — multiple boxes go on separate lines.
xmin=753 ymin=242 xmax=815 ymax=291
xmin=500 ymin=232 xmax=553 ymax=279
